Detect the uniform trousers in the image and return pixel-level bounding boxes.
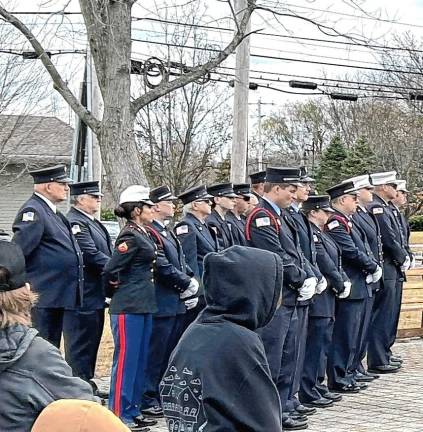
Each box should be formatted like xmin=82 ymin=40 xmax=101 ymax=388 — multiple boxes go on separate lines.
xmin=286 ymin=305 xmax=309 ymax=412
xmin=258 ymin=305 xmax=298 ymax=418
xmin=299 ymin=317 xmax=334 ymax=403
xmin=141 ymin=314 xmax=185 ymax=409
xmin=367 ymin=278 xmax=401 ymax=368
xmin=64 ymin=309 xmax=105 ymax=381
xmin=31 ymin=307 xmax=75 ymax=349
xmin=109 ymin=313 xmax=153 ymax=423
xmin=353 ymin=295 xmax=374 ymax=374
xmin=390 ymin=281 xmax=403 ymax=353
xmin=327 ymin=299 xmax=365 ymax=389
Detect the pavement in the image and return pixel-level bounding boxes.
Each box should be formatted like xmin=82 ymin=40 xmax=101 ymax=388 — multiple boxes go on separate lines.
xmin=96 ymin=338 xmax=423 ymax=432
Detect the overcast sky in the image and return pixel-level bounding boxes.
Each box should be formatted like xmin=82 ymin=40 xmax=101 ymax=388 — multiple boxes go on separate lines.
xmin=5 ymin=0 xmax=423 ymax=120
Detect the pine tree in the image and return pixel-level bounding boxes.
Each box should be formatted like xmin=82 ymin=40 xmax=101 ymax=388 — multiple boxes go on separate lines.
xmin=215 ymin=152 xmax=231 ymax=183
xmin=315 ymin=135 xmax=348 ymax=193
xmin=342 ymin=137 xmax=377 ymax=178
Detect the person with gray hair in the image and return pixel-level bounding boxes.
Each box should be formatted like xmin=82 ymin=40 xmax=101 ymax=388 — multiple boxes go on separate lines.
xmin=66 ymin=181 xmax=112 ymax=394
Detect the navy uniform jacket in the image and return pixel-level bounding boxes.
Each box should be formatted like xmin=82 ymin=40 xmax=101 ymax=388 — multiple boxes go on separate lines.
xmin=174 ymin=213 xmax=218 ymax=281
xmin=226 ymin=212 xmax=247 ymax=246
xmin=147 ymin=220 xmax=192 ymax=317
xmin=66 ymin=207 xmax=112 ymax=310
xmin=367 ymin=195 xmax=408 ymax=281
xmin=246 ymin=198 xmax=313 ymax=307
xmin=390 ymin=204 xmax=413 ymax=260
xmin=325 ymin=210 xmax=377 ymax=300
xmin=12 ymin=194 xmax=84 ymax=309
xmin=103 ymin=221 xmax=158 ymax=315
xmin=353 ymin=206 xmax=383 ymax=292
xmin=310 ymin=223 xmax=349 ymax=317
xmin=206 ymin=209 xmax=234 ymax=250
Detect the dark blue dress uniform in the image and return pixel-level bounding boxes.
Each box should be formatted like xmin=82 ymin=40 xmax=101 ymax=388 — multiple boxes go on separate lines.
xmin=300 ymin=218 xmax=349 ymax=403
xmin=65 ymin=181 xmax=112 ymax=384
xmin=175 ymin=185 xmax=218 ymax=329
xmin=206 ymin=183 xmax=238 ymax=250
xmin=141 ymin=209 xmax=193 ymax=412
xmin=245 ymin=167 xmax=314 ymax=420
xmin=12 ymin=166 xmax=84 ymax=349
xmin=352 ymin=205 xmax=383 ymax=376
xmin=367 ymin=193 xmax=408 ymax=369
xmin=324 ymin=195 xmax=378 ymax=391
xmin=104 ymin=219 xmax=158 ymax=424
xmin=226 ymin=212 xmax=247 ymax=246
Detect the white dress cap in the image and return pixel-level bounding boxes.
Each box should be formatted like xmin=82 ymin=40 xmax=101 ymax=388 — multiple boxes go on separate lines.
xmin=342 ymin=174 xmax=372 ymax=190
xmin=119 ymin=185 xmax=153 ymax=205
xmin=395 ymin=180 xmax=409 ymax=193
xmin=370 ymin=171 xmax=397 ymax=186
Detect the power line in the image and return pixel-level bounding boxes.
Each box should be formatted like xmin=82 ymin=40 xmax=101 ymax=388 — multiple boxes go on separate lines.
xmin=132 ymin=37 xmax=423 ymax=75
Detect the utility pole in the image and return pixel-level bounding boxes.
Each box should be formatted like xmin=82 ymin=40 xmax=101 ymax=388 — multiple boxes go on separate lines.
xmin=231 ymin=0 xmax=251 ymax=183
xmin=251 ymin=98 xmax=274 ymax=171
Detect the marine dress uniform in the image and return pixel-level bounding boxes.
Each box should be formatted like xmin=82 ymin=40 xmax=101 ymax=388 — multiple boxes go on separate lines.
xmin=66 ymin=181 xmax=112 ymax=385
xmin=12 ymin=165 xmax=84 ymax=348
xmin=103 ymin=186 xmax=157 ymax=429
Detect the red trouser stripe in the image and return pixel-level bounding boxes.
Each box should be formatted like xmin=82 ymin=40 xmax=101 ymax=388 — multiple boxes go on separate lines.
xmin=114 ymin=314 xmax=127 ymax=417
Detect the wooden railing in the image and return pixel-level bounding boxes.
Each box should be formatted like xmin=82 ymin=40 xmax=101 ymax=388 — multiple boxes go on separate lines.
xmin=398 ymin=232 xmax=423 ymax=338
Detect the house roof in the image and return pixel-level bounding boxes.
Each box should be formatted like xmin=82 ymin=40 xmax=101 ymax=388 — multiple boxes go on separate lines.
xmin=0 ymin=115 xmax=74 ymax=165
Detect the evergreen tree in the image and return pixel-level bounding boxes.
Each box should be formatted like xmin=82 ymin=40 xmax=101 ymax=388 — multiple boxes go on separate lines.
xmin=315 ymin=135 xmax=348 ymax=193
xmin=215 ymin=152 xmax=231 ymax=183
xmin=342 ymin=137 xmax=377 ymax=178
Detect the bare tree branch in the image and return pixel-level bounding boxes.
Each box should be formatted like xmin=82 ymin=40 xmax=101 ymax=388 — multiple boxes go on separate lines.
xmin=0 ymin=5 xmax=101 ymax=134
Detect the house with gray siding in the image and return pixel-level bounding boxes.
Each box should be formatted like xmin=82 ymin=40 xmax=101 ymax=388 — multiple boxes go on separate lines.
xmin=0 ymin=115 xmax=73 ymax=234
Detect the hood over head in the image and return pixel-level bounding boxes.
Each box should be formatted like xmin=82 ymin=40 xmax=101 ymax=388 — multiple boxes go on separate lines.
xmin=201 ymin=246 xmax=283 ymax=330
xmin=0 ymin=324 xmax=37 ymax=374
xmin=31 ymin=399 xmax=130 ymax=432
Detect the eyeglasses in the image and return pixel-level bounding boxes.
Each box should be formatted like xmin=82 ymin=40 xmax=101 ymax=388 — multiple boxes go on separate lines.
xmin=195 ymin=199 xmax=211 ymax=204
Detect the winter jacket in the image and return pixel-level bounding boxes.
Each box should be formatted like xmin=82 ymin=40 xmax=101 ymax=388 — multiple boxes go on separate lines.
xmin=160 ymin=245 xmax=282 ymax=431
xmin=0 ymin=324 xmax=95 ymax=432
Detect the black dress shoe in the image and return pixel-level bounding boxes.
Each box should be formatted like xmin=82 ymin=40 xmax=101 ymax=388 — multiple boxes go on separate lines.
xmin=303 ymin=397 xmax=333 ymax=408
xmin=355 ymin=373 xmax=375 ymax=382
xmin=141 ymin=406 xmax=164 ymax=417
xmin=282 ymin=417 xmax=308 ymax=430
xmin=365 ymin=371 xmax=380 ymax=379
xmin=134 ymin=415 xmax=158 ymax=427
xmin=368 ymin=364 xmax=401 ymax=374
xmin=322 ymin=392 xmax=342 ymax=402
xmin=124 ymin=423 xmax=150 ymax=432
xmin=289 ymin=413 xmax=308 ymax=422
xmin=295 ymin=404 xmax=316 ymax=415
xmin=331 ymin=384 xmax=360 ymax=394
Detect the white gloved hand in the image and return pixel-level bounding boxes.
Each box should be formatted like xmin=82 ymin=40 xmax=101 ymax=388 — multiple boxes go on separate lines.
xmin=410 ymin=255 xmax=416 ymax=269
xmin=184 ymin=297 xmax=199 ymax=310
xmin=298 ymin=277 xmax=318 ymax=301
xmin=180 ymin=278 xmax=199 ymax=299
xmin=316 ymin=276 xmax=328 ymax=294
xmin=338 ymin=281 xmax=352 ymax=299
xmin=371 ymin=265 xmax=383 ymax=283
xmin=365 ymin=274 xmax=373 ymax=284
xmin=401 ymin=255 xmax=411 ymax=272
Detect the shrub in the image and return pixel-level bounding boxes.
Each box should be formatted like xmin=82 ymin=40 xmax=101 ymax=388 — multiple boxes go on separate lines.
xmin=409 ymin=215 xmax=423 ymax=231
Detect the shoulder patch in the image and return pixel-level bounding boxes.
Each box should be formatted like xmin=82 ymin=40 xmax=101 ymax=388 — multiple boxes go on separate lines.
xmin=71 ymin=224 xmax=81 ymax=235
xmin=327 ymin=220 xmax=340 ymax=231
xmin=176 ymin=225 xmax=189 ymax=235
xmin=22 ymin=211 xmax=35 ymax=222
xmin=117 ymin=241 xmax=129 ymax=253
xmin=372 ymin=207 xmax=384 ymax=215
xmin=255 ymin=216 xmax=271 ymax=227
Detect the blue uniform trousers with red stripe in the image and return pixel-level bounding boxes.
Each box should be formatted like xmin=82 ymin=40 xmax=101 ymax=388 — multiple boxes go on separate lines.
xmin=109 ymin=313 xmax=153 ymax=423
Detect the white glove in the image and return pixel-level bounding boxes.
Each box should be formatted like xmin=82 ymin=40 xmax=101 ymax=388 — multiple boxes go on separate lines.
xmin=316 ymin=276 xmax=328 ymax=294
xmin=365 ymin=274 xmax=373 ymax=284
xmin=298 ymin=277 xmax=318 ymax=301
xmin=185 ymin=297 xmax=199 ymax=310
xmin=410 ymin=255 xmax=416 ymax=269
xmin=371 ymin=265 xmax=383 ymax=283
xmin=401 ymin=255 xmax=411 ymax=272
xmin=338 ymin=281 xmax=352 ymax=299
xmin=180 ymin=278 xmax=199 ymax=299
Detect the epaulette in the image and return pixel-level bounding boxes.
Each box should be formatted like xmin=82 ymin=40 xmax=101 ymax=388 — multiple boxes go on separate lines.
xmin=245 ymin=207 xmax=280 ymax=241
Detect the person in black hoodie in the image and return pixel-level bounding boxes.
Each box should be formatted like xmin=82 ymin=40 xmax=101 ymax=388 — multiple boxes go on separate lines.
xmin=160 ymin=246 xmax=283 ymax=431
